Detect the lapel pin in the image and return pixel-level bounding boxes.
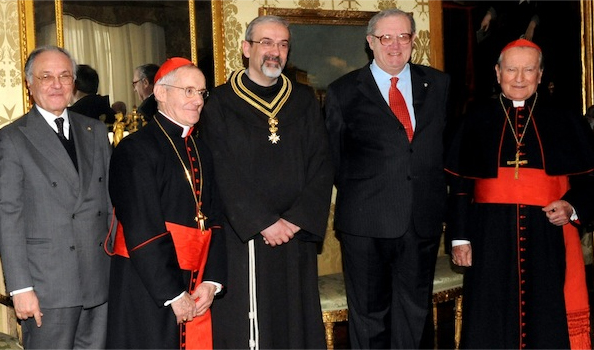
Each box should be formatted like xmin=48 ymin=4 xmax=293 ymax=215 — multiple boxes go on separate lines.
xmin=423 ymin=82 xmax=429 ymax=88
xmin=87 ymin=127 xmax=92 ymax=131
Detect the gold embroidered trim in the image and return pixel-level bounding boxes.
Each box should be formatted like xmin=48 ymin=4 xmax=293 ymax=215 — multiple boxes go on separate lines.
xmin=230 ymin=69 xmax=292 ymax=144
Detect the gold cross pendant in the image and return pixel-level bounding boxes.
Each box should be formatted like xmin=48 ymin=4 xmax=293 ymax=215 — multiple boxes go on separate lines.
xmin=195 ymin=211 xmax=208 ymax=233
xmin=506 ymin=151 xmax=528 ymax=179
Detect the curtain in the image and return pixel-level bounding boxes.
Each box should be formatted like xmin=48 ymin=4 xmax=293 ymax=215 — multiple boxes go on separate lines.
xmin=60 ymin=15 xmax=166 ymax=112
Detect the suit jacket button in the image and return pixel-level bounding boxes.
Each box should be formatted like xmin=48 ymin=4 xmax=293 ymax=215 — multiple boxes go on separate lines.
xmin=98 ymin=177 xmax=103 ymax=182
xmin=51 ymin=182 xmax=57 ymax=187
xmin=407 ymin=176 xmax=412 ymax=181
xmin=69 ymin=246 xmax=75 ymax=251
xmin=72 ymin=214 xmax=76 ymax=219
xmin=97 ymin=211 xmax=102 ymax=216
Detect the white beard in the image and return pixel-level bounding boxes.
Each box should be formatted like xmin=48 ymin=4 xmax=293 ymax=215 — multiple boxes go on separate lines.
xmin=262 ymin=62 xmax=282 ymax=79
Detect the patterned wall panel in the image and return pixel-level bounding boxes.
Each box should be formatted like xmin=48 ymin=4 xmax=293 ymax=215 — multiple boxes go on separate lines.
xmin=0 ymin=0 xmax=25 ymax=128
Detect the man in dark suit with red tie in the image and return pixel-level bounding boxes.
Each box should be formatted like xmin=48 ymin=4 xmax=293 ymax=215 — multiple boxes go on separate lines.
xmin=325 ymin=8 xmax=450 ymax=349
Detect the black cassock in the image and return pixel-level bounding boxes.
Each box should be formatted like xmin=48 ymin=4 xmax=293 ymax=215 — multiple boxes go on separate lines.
xmin=200 ymin=70 xmax=334 ymax=349
xmin=107 ymin=113 xmax=226 ymax=349
xmin=446 ymin=94 xmax=594 ymax=349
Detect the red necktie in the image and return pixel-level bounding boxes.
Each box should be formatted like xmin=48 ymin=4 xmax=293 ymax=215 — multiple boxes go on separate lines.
xmin=389 ymin=77 xmax=413 ymax=141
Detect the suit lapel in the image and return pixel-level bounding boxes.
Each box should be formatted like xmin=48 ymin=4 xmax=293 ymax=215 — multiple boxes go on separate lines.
xmin=69 ymin=112 xmax=96 ymax=205
xmin=20 ymin=109 xmax=79 ymax=187
xmin=410 ymin=64 xmax=432 ymax=133
xmin=356 ymin=65 xmax=394 ymax=118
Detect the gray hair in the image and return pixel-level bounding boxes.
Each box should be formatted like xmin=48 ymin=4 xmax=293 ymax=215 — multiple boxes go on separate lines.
xmin=245 ymin=15 xmax=290 ymax=41
xmin=367 ymin=8 xmax=416 ymax=36
xmin=24 ymin=45 xmax=77 ymax=84
xmin=135 ymin=63 xmax=160 ymax=85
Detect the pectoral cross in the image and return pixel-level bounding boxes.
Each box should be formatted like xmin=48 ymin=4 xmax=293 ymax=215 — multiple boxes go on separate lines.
xmin=195 ymin=210 xmax=208 ymax=233
xmin=506 ymin=151 xmax=528 ymax=179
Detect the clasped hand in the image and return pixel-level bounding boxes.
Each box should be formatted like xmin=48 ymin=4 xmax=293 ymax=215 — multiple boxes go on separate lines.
xmin=542 ymin=200 xmax=573 ymax=226
xmin=171 ymin=283 xmax=216 ymax=324
xmin=261 ymin=218 xmax=300 ymax=247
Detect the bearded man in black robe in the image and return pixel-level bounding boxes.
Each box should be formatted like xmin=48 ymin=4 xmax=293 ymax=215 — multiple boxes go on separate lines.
xmin=200 ymin=15 xmax=334 ymax=349
xmin=446 ymin=39 xmax=594 ymax=349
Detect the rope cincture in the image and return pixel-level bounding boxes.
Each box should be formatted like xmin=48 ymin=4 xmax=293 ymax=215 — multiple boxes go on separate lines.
xmin=248 ymin=239 xmax=259 ymax=350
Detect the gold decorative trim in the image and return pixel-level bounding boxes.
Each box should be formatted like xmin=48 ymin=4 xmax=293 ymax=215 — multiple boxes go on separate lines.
xmin=432 ymin=287 xmax=463 ymax=304
xmin=429 ymin=0 xmax=443 ymax=70
xmin=259 ymin=7 xmax=375 ymax=26
xmin=322 ymin=308 xmax=348 ymax=324
xmin=212 ymin=0 xmax=226 ymax=86
xmin=18 ymin=0 xmax=35 ymax=111
xmin=582 ymin=0 xmax=593 ymax=113
xmin=55 ymin=0 xmax=63 ymax=48
xmin=189 ymin=0 xmax=197 ymax=64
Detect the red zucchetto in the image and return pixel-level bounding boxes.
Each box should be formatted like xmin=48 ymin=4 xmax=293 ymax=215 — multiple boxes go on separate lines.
xmin=154 ymin=57 xmax=194 ymax=84
xmin=501 ymin=39 xmax=542 ymax=54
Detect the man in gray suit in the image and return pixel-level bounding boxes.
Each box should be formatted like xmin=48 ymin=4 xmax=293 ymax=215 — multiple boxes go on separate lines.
xmin=0 ymin=45 xmax=112 ymax=349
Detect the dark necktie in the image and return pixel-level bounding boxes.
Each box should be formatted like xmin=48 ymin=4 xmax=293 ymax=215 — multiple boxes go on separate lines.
xmin=389 ymin=77 xmax=413 ymax=141
xmin=54 ymin=117 xmax=78 ymax=172
xmin=55 ymin=117 xmax=66 ymax=140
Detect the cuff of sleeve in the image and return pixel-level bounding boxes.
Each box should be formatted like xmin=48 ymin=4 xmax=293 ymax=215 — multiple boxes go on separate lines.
xmin=571 ymin=207 xmax=579 ymax=222
xmin=164 ymin=291 xmax=185 ymax=307
xmin=10 ymin=286 xmax=33 ymax=297
xmin=452 ymin=239 xmax=470 ymax=247
xmin=203 ymin=281 xmax=223 ymax=295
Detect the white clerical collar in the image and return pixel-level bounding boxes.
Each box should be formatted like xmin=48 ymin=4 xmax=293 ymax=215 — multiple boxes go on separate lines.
xmin=512 ymin=100 xmax=525 ymax=107
xmin=158 ymin=110 xmax=192 ymax=137
xmin=501 ymin=94 xmax=527 ymax=107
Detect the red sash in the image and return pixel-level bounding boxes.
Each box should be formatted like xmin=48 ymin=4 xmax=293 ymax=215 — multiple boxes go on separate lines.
xmin=475 ymin=168 xmax=591 ymax=349
xmin=112 ymin=221 xmax=213 ymax=349
xmin=474 ymin=168 xmax=568 ymax=206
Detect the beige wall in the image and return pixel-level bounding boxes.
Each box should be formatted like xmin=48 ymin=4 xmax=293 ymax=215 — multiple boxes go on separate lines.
xmin=0 ymin=0 xmax=26 ymax=129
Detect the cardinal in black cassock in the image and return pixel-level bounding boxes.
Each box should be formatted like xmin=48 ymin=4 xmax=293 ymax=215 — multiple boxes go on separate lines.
xmin=446 ymin=39 xmax=594 ymax=349
xmin=107 ymin=58 xmax=226 ymax=349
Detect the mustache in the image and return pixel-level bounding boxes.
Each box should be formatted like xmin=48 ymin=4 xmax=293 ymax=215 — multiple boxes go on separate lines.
xmin=263 ymin=55 xmax=281 ymax=64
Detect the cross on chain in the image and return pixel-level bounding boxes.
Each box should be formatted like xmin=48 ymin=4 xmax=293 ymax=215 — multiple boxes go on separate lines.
xmin=506 ymin=151 xmax=528 ymax=179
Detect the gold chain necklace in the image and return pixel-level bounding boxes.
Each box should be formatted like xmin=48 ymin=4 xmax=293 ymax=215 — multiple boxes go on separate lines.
xmin=230 ymin=69 xmax=292 ymax=144
xmin=499 ymin=92 xmax=538 ymax=179
xmin=155 ymin=117 xmax=207 ymax=231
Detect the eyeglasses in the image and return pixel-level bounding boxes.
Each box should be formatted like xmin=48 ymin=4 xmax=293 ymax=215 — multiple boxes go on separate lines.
xmin=35 ymin=74 xmax=74 ymax=86
xmin=248 ymin=39 xmax=290 ymax=51
xmin=131 ymin=78 xmax=143 ymax=87
xmin=371 ymin=33 xmax=413 ymax=46
xmin=160 ymin=84 xmax=209 ymax=99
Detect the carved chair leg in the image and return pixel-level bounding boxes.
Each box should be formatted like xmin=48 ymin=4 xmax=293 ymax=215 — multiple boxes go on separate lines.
xmin=324 ymin=321 xmax=334 ymax=350
xmin=454 ymin=295 xmax=463 ymax=350
xmin=433 ymin=301 xmax=438 ymax=349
